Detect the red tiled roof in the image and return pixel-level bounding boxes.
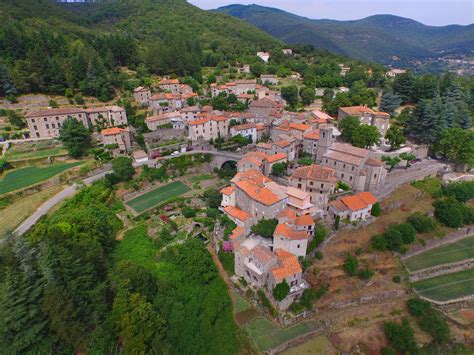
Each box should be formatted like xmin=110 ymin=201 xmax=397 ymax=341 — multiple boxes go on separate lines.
xmin=274 ymin=223 xmax=308 ymax=240
xmin=224 ymin=206 xmax=250 ymax=222
xmin=101 ymin=127 xmax=124 ymax=136
xmin=291 ymin=165 xmax=337 ymax=183
xmin=189 ymin=117 xmax=210 ymax=126
xmin=266 ymin=153 xmax=287 ymax=163
xmin=271 ymin=249 xmax=302 ymax=281
xmin=274 ymin=140 xmax=291 ymax=148
xmin=220 ymin=186 xmax=235 ymax=196
xmin=359 ymin=191 xmax=377 ymax=205
xmin=289 ymin=123 xmax=311 ymax=132
xmin=303 ymin=129 xmax=320 ymax=140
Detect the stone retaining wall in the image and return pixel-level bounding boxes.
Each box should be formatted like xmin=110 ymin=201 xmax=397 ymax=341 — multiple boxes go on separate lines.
xmin=409 ymin=259 xmax=474 ymax=282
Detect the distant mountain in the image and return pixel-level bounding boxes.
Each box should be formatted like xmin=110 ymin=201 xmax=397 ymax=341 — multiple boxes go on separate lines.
xmin=214 ymin=4 xmax=474 ymax=64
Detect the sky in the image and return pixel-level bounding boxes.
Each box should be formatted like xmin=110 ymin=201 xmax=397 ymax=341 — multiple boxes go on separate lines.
xmin=189 ymin=0 xmax=474 ymax=26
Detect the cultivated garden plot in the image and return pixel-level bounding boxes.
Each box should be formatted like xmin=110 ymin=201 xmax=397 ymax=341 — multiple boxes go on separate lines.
xmin=404 ymin=236 xmax=474 ymax=271
xmin=413 ymin=268 xmax=474 ymax=302
xmin=0 ymin=161 xmax=83 ymax=195
xmin=125 ymin=181 xmax=191 ymax=213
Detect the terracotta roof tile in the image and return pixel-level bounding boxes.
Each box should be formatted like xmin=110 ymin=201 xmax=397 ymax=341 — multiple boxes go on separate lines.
xmin=303 ymin=129 xmax=320 ymax=140
xmin=224 ymin=206 xmax=250 ymax=222
xmin=101 ymin=127 xmax=125 ymax=136
xmin=291 ymin=165 xmax=337 ymax=183
xmin=266 ymin=153 xmax=287 ymax=163
xmin=274 ymin=223 xmax=308 ymax=240
xmin=271 ymin=249 xmax=302 ymax=281
xmin=220 ymin=186 xmax=235 ymax=196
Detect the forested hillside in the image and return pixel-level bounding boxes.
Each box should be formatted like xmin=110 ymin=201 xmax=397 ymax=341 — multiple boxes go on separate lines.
xmin=0 ymin=0 xmax=281 ymax=100
xmin=0 ymin=180 xmax=239 ymax=354
xmin=215 ymin=4 xmax=474 ymax=64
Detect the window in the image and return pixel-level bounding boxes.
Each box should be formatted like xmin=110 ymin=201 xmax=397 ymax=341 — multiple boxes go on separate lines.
xmin=43 ymin=118 xmax=47 ymax=122
xmin=310 ymin=181 xmax=313 ymax=186
xmin=33 ymin=125 xmax=38 ymax=130
xmin=374 ymin=174 xmax=377 ymax=179
xmin=342 ymin=174 xmax=345 ymax=178
xmin=31 ymin=119 xmax=35 ymax=123
xmin=352 ymin=166 xmax=355 ymax=171
xmin=350 ymin=176 xmax=353 ymax=181
xmin=45 ymin=124 xmax=49 ymax=129
xmin=297 ymin=244 xmax=300 ymax=248
xmin=52 ymin=124 xmax=55 ymax=128
xmin=333 ymin=161 xmax=336 ymax=166
xmin=321 ymin=183 xmax=324 ymax=188
xmin=298 ymin=184 xmax=302 ymax=189
xmin=325 ymin=159 xmax=328 ymax=163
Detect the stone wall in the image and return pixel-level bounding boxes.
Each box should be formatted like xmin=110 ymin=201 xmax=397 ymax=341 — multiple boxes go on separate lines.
xmin=409 ymin=259 xmax=474 ymax=282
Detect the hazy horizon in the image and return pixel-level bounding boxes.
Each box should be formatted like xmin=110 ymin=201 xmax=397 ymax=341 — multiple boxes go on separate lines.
xmin=189 ymin=0 xmax=474 ymax=26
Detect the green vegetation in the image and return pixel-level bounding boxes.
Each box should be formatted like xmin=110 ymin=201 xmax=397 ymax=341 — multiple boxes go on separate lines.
xmin=433 ymin=198 xmax=474 ymax=228
xmin=272 ymin=280 xmax=290 ymax=301
xmin=411 ymin=177 xmax=442 ymax=197
xmin=407 ymin=298 xmax=450 ymax=343
xmin=251 ymin=218 xmax=278 ymax=238
xmin=371 ymin=222 xmax=417 ymax=253
xmin=243 ymin=318 xmax=320 ymax=352
xmin=405 ymin=237 xmax=474 ymax=271
xmin=371 ymin=202 xmax=382 ymax=216
xmin=59 ymin=118 xmax=92 ymax=158
xmin=0 ymin=162 xmax=83 ymax=195
xmin=111 ymin=156 xmax=135 ymax=181
xmin=125 ymin=181 xmax=191 ymax=213
xmin=407 ymin=212 xmax=436 ymax=233
xmin=343 ymin=253 xmax=359 ymax=276
xmin=413 ymin=268 xmax=474 ymax=302
xmin=5 ymin=146 xmax=67 ymax=161
xmin=218 ymin=249 xmax=235 ymax=276
xmin=441 ymin=181 xmax=474 ymax=203
xmin=383 ymin=319 xmax=418 ymax=354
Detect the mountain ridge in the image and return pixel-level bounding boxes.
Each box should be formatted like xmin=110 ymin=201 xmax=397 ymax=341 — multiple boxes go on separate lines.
xmin=214 ymin=4 xmax=474 ymax=64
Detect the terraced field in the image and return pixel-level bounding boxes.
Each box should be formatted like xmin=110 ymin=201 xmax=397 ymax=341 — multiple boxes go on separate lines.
xmin=404 ymin=236 xmax=474 ymax=271
xmin=0 ymin=162 xmax=83 ymax=195
xmin=413 ymin=269 xmax=474 ymax=302
xmin=125 ymin=181 xmax=190 ymax=213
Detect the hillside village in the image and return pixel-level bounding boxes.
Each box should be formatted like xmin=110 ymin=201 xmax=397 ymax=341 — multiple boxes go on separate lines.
xmin=0 ymin=1 xmax=473 ymax=354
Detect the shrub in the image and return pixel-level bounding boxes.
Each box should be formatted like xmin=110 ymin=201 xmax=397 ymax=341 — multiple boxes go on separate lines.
xmin=112 ymin=157 xmax=135 ymax=181
xmin=257 ymin=289 xmax=275 ymax=315
xmin=407 ymin=298 xmax=450 ymax=343
xmin=396 ymin=223 xmax=416 ymax=244
xmin=383 ymin=319 xmax=418 ymax=354
xmin=442 ymin=181 xmax=474 ymax=203
xmin=371 ymin=202 xmax=382 ymax=216
xmin=335 ymin=215 xmax=340 ymax=230
xmin=307 ymin=225 xmax=327 ymax=254
xmin=182 ymin=207 xmax=196 ymax=218
xmin=407 ymin=212 xmax=436 ymax=233
xmin=251 ymin=218 xmax=278 ymax=238
xmin=314 ymin=251 xmax=323 ymax=260
xmin=358 ymin=268 xmax=374 ymax=280
xmin=392 ymin=275 xmax=401 ymax=283
xmin=273 ymin=279 xmax=290 ymax=301
xmin=343 ymin=254 xmax=358 ymax=276
xmin=433 ymin=198 xmax=465 ymax=228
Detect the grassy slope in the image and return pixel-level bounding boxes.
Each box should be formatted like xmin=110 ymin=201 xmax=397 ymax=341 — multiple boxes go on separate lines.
xmin=0 ymin=161 xmax=83 ymax=195
xmin=125 ymin=181 xmax=190 ymax=213
xmin=0 ymin=185 xmax=63 ymax=238
xmin=404 ymin=236 xmax=474 ymax=271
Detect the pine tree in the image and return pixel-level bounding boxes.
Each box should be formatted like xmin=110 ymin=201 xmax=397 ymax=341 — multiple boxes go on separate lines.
xmin=380 ymin=90 xmax=402 ymax=116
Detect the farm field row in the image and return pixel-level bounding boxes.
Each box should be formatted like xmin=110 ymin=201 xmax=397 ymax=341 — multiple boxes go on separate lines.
xmin=404 ymin=236 xmax=474 ymax=271
xmin=6 ymin=147 xmax=67 ymax=161
xmin=413 ymin=268 xmax=474 ymax=302
xmin=231 ymin=291 xmax=323 ymax=352
xmin=125 ymin=181 xmax=191 ymax=213
xmin=0 ymin=161 xmax=83 ymax=195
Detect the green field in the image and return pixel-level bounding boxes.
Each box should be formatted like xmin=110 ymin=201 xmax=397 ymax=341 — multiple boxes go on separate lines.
xmin=413 ymin=269 xmax=474 ymax=302
xmin=282 ymin=334 xmax=332 ymax=355
xmin=125 ymin=181 xmax=191 ymax=213
xmin=0 ymin=162 xmax=83 ymax=195
xmin=405 ymin=237 xmax=474 ymax=271
xmin=243 ymin=317 xmax=320 ymax=352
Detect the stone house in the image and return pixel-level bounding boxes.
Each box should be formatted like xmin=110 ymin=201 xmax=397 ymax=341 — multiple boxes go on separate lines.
xmin=100 ymin=127 xmax=131 ymax=153
xmin=146 ymin=111 xmax=181 ymax=131
xmin=260 ymin=74 xmax=278 ymax=86
xmin=338 ymin=106 xmax=390 ymax=140
xmin=180 ymin=105 xmax=202 ymax=122
xmin=257 ymin=51 xmax=270 ymax=62
xmin=230 ymin=123 xmax=258 ymax=143
xmin=329 ymin=191 xmax=377 ymax=221
xmin=158 ymin=78 xmax=180 ymax=93
xmin=133 ymin=86 xmax=151 ymax=105
xmin=149 ymin=93 xmax=183 ymax=113
xmin=26 ymin=107 xmax=88 ymax=139
xmin=316 ymin=125 xmax=387 ymax=193
xmin=302 ymin=129 xmax=320 ymax=156
xmin=86 ymin=106 xmax=128 ymax=127
xmin=188 ymin=115 xmax=229 ymax=142
xmin=289 ymin=164 xmax=337 ymax=213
